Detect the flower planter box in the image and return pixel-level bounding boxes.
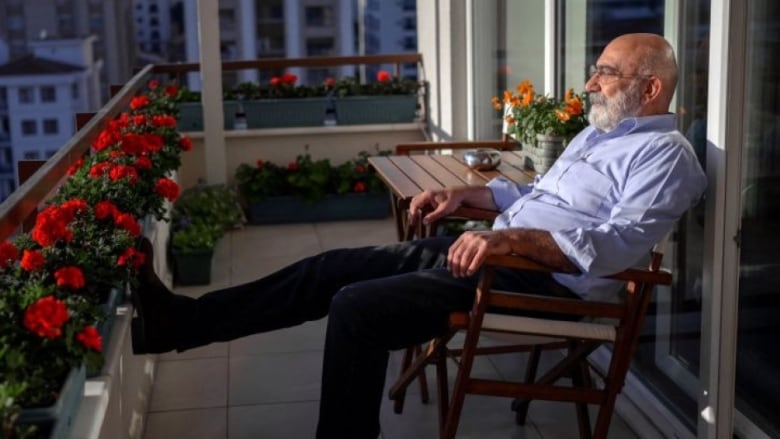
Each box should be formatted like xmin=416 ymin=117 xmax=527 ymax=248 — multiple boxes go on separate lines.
xmin=335 ymin=95 xmax=417 ymax=125
xmin=171 ymin=248 xmax=214 ymax=286
xmin=16 ymin=366 xmax=86 ymax=439
xmin=176 ymin=101 xmax=240 ymax=131
xmin=246 ymin=192 xmax=390 ymax=225
xmin=242 ymin=98 xmax=328 ymax=128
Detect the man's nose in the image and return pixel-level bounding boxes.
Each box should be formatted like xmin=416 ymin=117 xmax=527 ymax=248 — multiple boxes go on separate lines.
xmin=585 ymin=75 xmax=600 ymax=92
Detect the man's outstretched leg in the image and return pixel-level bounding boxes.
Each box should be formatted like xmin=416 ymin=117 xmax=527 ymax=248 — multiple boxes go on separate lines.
xmin=130 ymin=236 xmax=459 ymax=354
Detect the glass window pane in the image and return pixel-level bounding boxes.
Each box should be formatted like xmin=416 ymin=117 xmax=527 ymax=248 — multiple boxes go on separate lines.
xmin=737 ymin=1 xmax=780 ymax=436
xmin=560 ymin=0 xmax=709 ymax=433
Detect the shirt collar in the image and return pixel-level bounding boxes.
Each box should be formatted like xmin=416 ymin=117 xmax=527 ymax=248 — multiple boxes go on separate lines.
xmin=586 ymin=113 xmax=677 ymax=142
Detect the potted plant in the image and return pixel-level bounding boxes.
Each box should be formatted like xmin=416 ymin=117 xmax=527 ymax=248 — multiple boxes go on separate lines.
xmin=332 ymin=70 xmax=420 ymax=125
xmin=230 ymin=73 xmax=332 ymax=129
xmin=175 ymin=87 xmax=241 ymax=132
xmin=234 ymin=150 xmax=391 ymax=224
xmin=169 ymin=184 xmax=244 ymax=285
xmin=493 ymin=80 xmax=588 ymax=172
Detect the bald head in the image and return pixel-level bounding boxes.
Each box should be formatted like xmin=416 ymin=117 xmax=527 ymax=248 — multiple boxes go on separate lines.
xmin=602 ymin=33 xmax=678 ymax=111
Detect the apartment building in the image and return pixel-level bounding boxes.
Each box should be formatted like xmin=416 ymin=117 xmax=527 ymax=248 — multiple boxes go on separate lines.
xmin=0 ymin=36 xmax=101 ymax=201
xmin=362 ymin=0 xmax=418 ymax=80
xmin=133 ymin=0 xmax=174 ymax=60
xmin=182 ymin=0 xmax=356 ymax=90
xmin=0 ymin=0 xmax=137 ymax=98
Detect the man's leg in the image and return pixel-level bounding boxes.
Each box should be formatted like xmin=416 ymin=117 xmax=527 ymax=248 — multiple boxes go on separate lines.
xmin=315 ymin=266 xmax=575 ymax=439
xmin=132 ymin=236 xmax=458 ymax=353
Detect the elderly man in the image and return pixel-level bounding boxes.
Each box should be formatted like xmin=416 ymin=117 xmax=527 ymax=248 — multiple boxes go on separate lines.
xmin=132 ymin=33 xmax=706 ymax=438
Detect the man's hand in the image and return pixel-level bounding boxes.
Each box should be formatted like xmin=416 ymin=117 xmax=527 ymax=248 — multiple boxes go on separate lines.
xmin=447 ymin=230 xmax=512 ymax=277
xmin=408 ymin=189 xmax=464 ymax=225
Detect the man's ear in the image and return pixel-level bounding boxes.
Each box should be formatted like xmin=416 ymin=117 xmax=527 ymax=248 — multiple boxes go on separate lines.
xmin=643 ymin=76 xmax=663 ymax=104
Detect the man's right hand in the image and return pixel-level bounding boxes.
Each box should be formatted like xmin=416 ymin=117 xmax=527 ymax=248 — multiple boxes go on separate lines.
xmin=408 ymin=188 xmax=465 ymax=226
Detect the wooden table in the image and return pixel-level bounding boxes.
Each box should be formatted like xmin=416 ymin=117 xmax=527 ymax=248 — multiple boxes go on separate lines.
xmin=368 ymin=151 xmax=536 ymax=241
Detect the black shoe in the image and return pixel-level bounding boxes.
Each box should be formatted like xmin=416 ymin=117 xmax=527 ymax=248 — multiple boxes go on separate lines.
xmin=131 ymin=238 xmax=177 ymax=354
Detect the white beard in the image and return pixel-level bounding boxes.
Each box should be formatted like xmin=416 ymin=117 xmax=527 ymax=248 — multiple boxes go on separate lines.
xmin=588 ymin=82 xmax=644 ymax=132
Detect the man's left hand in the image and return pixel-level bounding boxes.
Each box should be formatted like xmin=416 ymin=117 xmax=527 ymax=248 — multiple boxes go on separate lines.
xmin=447 ymin=230 xmax=511 ymax=277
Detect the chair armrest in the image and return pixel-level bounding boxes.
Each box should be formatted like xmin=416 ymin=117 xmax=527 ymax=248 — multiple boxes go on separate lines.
xmin=448 ymin=206 xmax=500 ymax=221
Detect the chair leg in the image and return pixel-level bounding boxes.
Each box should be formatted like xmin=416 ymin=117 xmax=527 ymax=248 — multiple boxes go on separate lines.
xmin=415 ymin=344 xmax=431 ymax=404
xmin=435 ymin=346 xmax=450 ymax=432
xmin=392 ymin=346 xmax=416 ymax=414
xmin=572 ymin=360 xmax=593 ymax=439
xmin=593 ymin=387 xmax=619 ymax=439
xmin=512 ymin=345 xmax=542 ymax=425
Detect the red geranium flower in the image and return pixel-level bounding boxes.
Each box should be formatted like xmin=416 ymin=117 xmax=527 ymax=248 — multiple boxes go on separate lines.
xmin=148 ymin=79 xmax=160 ymax=89
xmin=269 ymin=76 xmax=281 ymax=87
xmin=21 ymin=249 xmax=45 ymax=272
xmin=133 ymin=114 xmax=146 ymax=126
xmin=66 ymin=157 xmax=84 ymax=176
xmin=114 ymin=213 xmax=141 ymax=237
xmin=165 ymin=85 xmax=179 ymax=97
xmin=324 ymin=77 xmax=336 ymax=87
xmin=282 ymin=73 xmax=297 ymax=85
xmin=155 ymin=178 xmax=180 ymax=202
xmin=152 ymin=115 xmax=177 ymax=128
xmin=109 ymin=164 xmax=139 ymax=185
xmin=353 ymin=182 xmax=367 ymax=193
xmin=92 ymin=127 xmax=121 ymax=151
xmin=0 ymin=242 xmax=18 ymax=268
xmin=377 ymin=70 xmax=392 ymax=82
xmin=129 ymin=95 xmax=150 ymax=110
xmin=288 ymin=161 xmax=299 ymax=171
xmin=32 ymin=205 xmax=73 ymax=246
xmin=179 ymin=136 xmax=193 ymax=151
xmin=76 ymin=325 xmax=103 ymax=352
xmin=117 ymin=247 xmax=146 ymax=270
xmin=256 ymin=159 xmax=265 ymax=168
xmin=54 ymin=266 xmax=86 ymax=290
xmin=24 ymin=296 xmax=70 ymax=339
xmin=134 ymin=156 xmax=153 ymax=170
xmin=89 ymin=162 xmax=112 ymax=178
xmin=94 ymin=200 xmax=118 ymax=220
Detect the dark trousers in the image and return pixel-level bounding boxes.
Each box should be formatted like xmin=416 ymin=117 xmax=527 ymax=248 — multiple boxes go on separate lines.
xmin=169 ymin=236 xmax=575 ymax=439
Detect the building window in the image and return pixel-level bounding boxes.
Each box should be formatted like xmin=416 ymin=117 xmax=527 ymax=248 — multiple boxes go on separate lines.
xmin=46 ymin=150 xmax=58 ymax=158
xmin=40 ymin=86 xmax=56 ymax=103
xmin=18 ymin=87 xmax=33 ymax=104
xmin=21 ymin=120 xmax=37 ymax=136
xmin=23 ymin=151 xmax=40 ymax=160
xmin=402 ymin=16 xmax=416 ymax=30
xmin=71 ymin=83 xmax=80 ymax=100
xmin=0 ymin=87 xmax=6 ymax=105
xmin=401 ymin=0 xmax=415 ymax=12
xmin=149 ymin=4 xmax=158 ymax=13
xmin=306 ymin=38 xmax=335 ymax=56
xmin=43 ymin=119 xmax=59 ymax=135
xmin=305 ymin=6 xmax=333 ymax=27
xmin=401 ymin=36 xmax=417 ymax=51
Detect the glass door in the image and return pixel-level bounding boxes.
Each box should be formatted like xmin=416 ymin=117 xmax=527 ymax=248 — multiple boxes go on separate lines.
xmin=734 ymin=2 xmax=780 ymax=436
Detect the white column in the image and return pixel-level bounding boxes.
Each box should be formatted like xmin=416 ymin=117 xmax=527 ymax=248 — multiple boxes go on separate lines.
xmin=196 ymin=0 xmax=227 ymax=184
xmin=284 ymin=0 xmax=303 ymax=80
xmin=238 ymin=0 xmax=258 ymax=83
xmin=184 ymin=0 xmax=201 ymax=90
xmin=339 ymin=0 xmax=355 ymax=78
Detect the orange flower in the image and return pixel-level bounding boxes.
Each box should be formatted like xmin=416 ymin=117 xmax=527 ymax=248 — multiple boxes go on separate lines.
xmin=504 ymin=115 xmax=516 ymax=125
xmin=556 ymin=109 xmax=571 ymax=122
xmin=516 ymin=79 xmax=533 ymax=95
xmin=503 ymin=90 xmax=514 ymax=105
xmin=565 ymin=96 xmax=583 ymax=116
xmin=491 ymin=96 xmax=501 ymax=110
xmin=521 ymin=91 xmax=534 ymax=107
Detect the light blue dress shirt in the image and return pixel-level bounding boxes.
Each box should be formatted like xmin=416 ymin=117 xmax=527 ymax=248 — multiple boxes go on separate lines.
xmin=487 ymin=114 xmax=707 ymax=301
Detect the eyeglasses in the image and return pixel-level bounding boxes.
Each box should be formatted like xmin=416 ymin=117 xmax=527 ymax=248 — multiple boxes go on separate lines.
xmin=588 ymin=65 xmax=651 ymax=84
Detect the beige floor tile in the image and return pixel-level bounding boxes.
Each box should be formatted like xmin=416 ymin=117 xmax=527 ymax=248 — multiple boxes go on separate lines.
xmin=143 ymin=407 xmax=227 ymax=439
xmin=229 ymin=318 xmax=327 ymax=356
xmin=228 ymin=351 xmax=323 ymax=405
xmin=149 ymin=357 xmax=228 ymax=411
xmin=158 ymin=342 xmax=229 ymax=361
xmin=230 ymin=223 xmax=321 ymax=260
xmin=228 ymin=402 xmax=319 ymax=439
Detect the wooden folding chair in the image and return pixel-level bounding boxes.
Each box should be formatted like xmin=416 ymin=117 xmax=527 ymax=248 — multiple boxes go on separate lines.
xmin=388 ymin=236 xmax=671 ymax=439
